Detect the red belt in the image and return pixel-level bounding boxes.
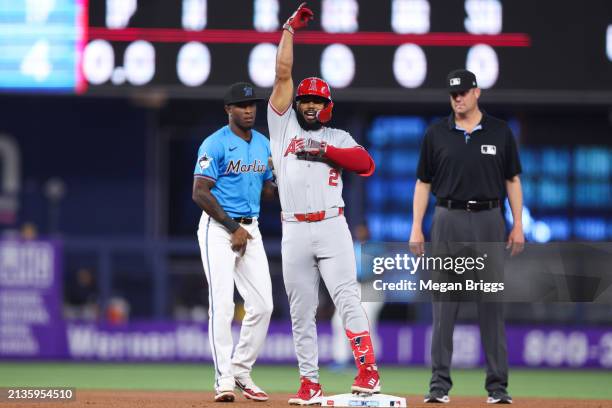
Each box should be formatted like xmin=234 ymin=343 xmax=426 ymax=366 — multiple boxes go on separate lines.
xmin=286 ymin=207 xmax=344 ymax=223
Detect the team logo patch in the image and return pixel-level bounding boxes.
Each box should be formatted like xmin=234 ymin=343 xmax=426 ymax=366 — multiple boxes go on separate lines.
xmin=198 ymin=153 xmax=212 ymax=169
xmin=284 ymin=136 xmax=305 ymax=156
xmin=450 ymin=77 xmax=461 ymax=86
xmin=243 ymin=85 xmax=253 ymax=97
xmin=309 ymin=78 xmax=318 ymax=91
xmin=481 ymin=145 xmax=497 ymax=155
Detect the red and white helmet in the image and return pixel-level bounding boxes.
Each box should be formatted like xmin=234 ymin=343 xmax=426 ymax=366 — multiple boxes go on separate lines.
xmin=295 ymin=77 xmax=334 ymax=123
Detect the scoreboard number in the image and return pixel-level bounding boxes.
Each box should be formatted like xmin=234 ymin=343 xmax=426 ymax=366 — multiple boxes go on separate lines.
xmin=106 ymin=0 xmax=136 ymax=29
xmin=182 ymin=0 xmax=207 ymax=31
xmin=322 ymin=0 xmax=359 ymax=33
xmin=20 ymin=40 xmax=51 ymax=82
xmin=464 ymin=0 xmax=503 ymax=35
xmin=391 ymin=0 xmax=431 ymax=34
xmin=254 ymin=0 xmax=279 ymax=32
xmin=83 ymin=40 xmax=115 ymax=85
xmin=177 ymin=42 xmax=211 ymax=87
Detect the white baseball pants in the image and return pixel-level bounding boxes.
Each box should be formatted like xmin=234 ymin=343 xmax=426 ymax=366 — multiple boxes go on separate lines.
xmin=197 ymin=213 xmax=273 ymax=391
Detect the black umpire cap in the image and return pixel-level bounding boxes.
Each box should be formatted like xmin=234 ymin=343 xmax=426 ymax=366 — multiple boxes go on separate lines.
xmin=447 ymin=69 xmax=478 ymax=93
xmin=224 ymin=82 xmax=264 ymax=105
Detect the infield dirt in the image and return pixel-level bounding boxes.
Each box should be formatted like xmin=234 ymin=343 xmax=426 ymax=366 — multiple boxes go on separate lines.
xmin=20 ymin=390 xmax=612 ymax=408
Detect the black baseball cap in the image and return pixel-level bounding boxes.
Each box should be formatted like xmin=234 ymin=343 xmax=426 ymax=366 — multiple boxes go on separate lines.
xmin=224 ymin=82 xmax=263 ymax=105
xmin=447 ymin=69 xmax=478 ymax=93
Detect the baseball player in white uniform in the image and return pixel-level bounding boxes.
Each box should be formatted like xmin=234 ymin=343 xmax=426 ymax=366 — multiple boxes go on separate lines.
xmin=268 ymin=3 xmax=381 ymax=404
xmin=193 ymin=82 xmax=274 ymax=402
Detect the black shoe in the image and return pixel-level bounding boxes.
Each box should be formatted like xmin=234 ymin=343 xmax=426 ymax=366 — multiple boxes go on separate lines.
xmin=487 ymin=391 xmax=513 ymax=404
xmin=424 ymin=389 xmax=450 ymax=403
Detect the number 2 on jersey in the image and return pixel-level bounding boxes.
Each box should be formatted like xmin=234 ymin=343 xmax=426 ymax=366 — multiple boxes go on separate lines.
xmin=328 ymin=168 xmax=339 ymax=186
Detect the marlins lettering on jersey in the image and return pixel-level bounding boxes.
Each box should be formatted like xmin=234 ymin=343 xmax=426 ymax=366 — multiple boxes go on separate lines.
xmin=226 ymin=159 xmax=267 ymax=174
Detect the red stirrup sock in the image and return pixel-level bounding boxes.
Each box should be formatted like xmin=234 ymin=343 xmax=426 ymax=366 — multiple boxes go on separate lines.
xmin=346 ymin=329 xmax=376 ymax=367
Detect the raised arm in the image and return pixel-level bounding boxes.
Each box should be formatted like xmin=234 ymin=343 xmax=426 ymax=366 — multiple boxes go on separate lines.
xmin=269 ymin=2 xmax=313 ymax=113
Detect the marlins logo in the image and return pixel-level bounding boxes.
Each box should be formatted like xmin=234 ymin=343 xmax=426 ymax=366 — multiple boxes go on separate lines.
xmin=198 ymin=153 xmax=212 ymax=170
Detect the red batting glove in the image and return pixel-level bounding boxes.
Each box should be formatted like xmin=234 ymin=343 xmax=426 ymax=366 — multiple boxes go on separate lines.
xmin=283 ymin=2 xmax=314 ymax=35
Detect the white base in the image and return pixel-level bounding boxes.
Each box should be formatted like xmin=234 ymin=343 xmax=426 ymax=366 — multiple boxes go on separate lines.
xmin=321 ymin=393 xmax=406 ymax=407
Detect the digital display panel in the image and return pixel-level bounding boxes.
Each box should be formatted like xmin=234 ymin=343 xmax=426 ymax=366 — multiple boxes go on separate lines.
xmin=1 ymin=0 xmax=610 ymax=100
xmin=365 ymin=116 xmax=612 ymax=242
xmin=77 ymin=0 xmax=611 ymax=101
xmin=0 ymin=0 xmax=87 ymax=92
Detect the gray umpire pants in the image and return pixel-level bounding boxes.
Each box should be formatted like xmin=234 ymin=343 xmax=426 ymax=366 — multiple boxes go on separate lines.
xmin=429 ymin=206 xmax=509 ymax=394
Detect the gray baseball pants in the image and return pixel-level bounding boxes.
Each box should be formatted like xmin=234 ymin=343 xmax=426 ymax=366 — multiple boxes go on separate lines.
xmin=429 ymin=206 xmax=509 ymax=394
xmin=282 ymin=215 xmax=370 ymax=380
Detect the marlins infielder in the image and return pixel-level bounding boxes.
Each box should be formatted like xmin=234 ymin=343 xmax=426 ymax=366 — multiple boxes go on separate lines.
xmin=269 ymin=3 xmax=381 ymax=404
xmin=193 ymin=82 xmax=274 ymax=403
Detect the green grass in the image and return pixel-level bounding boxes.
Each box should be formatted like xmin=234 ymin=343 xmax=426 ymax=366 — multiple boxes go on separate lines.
xmin=0 ymin=363 xmax=611 ymax=400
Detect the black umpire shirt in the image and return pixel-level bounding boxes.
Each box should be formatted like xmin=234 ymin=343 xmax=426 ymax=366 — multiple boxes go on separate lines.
xmin=416 ymin=111 xmax=522 ymax=201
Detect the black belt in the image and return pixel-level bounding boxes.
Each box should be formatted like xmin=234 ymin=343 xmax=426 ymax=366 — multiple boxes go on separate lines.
xmin=436 ymin=198 xmax=500 ymax=212
xmin=233 ymin=217 xmax=254 ymax=224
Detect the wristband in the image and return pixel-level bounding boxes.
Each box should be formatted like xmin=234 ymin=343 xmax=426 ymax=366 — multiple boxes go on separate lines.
xmin=220 ymin=217 xmax=240 ymax=233
xmin=283 ymin=23 xmax=295 ymax=35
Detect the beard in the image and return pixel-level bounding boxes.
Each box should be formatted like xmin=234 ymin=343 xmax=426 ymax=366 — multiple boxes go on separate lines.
xmin=294 ymin=105 xmax=323 ymax=131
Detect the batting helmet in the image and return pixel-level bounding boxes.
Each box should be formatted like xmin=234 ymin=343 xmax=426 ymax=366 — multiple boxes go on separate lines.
xmin=296 ymin=77 xmax=332 ymax=102
xmin=295 ymin=77 xmax=334 ymax=123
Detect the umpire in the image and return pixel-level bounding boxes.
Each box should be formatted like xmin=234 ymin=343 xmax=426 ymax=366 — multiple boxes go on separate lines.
xmin=409 ymin=69 xmax=524 ymax=404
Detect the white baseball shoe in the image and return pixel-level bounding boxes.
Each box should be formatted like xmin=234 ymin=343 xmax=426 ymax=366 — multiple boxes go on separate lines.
xmin=235 ymin=376 xmax=269 ymax=402
xmin=215 ymin=379 xmax=236 ymax=402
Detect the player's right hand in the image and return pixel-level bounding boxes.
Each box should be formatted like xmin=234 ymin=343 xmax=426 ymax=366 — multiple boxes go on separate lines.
xmin=231 ymin=227 xmax=253 ymax=256
xmin=285 ymin=2 xmax=314 ymax=32
xmin=409 ymin=229 xmax=425 ymax=257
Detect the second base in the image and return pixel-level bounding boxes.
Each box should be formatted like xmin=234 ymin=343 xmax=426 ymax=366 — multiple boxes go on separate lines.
xmin=320 ymin=393 xmax=407 ymax=407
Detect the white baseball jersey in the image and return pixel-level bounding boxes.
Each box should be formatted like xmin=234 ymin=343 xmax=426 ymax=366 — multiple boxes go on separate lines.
xmin=268 ymin=103 xmax=360 ymax=213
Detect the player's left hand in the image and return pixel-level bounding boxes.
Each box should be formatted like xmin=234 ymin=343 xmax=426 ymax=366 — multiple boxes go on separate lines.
xmin=506 ymin=226 xmax=525 ymax=257
xmin=285 ymin=2 xmax=314 ymax=32
xmin=296 ymin=139 xmax=327 ymax=160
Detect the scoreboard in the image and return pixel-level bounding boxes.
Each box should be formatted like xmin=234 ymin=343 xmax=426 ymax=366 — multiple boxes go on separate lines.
xmin=0 ymin=0 xmax=86 ymax=92
xmin=0 ymin=0 xmax=611 ymax=102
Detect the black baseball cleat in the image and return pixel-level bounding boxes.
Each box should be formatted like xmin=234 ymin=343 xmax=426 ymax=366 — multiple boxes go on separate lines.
xmin=424 ymin=389 xmax=450 ymax=403
xmin=487 ymin=391 xmax=513 ymax=404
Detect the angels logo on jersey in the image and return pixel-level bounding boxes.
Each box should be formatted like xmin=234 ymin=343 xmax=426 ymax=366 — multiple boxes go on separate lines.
xmin=283 ymin=136 xmax=305 ymax=156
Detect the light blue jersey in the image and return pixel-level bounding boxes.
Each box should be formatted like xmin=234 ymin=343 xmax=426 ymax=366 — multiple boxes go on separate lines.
xmin=194 ymin=125 xmax=273 ymax=218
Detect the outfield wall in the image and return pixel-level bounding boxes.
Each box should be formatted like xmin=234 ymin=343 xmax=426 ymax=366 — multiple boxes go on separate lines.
xmin=2 ymin=240 xmax=611 ymax=369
